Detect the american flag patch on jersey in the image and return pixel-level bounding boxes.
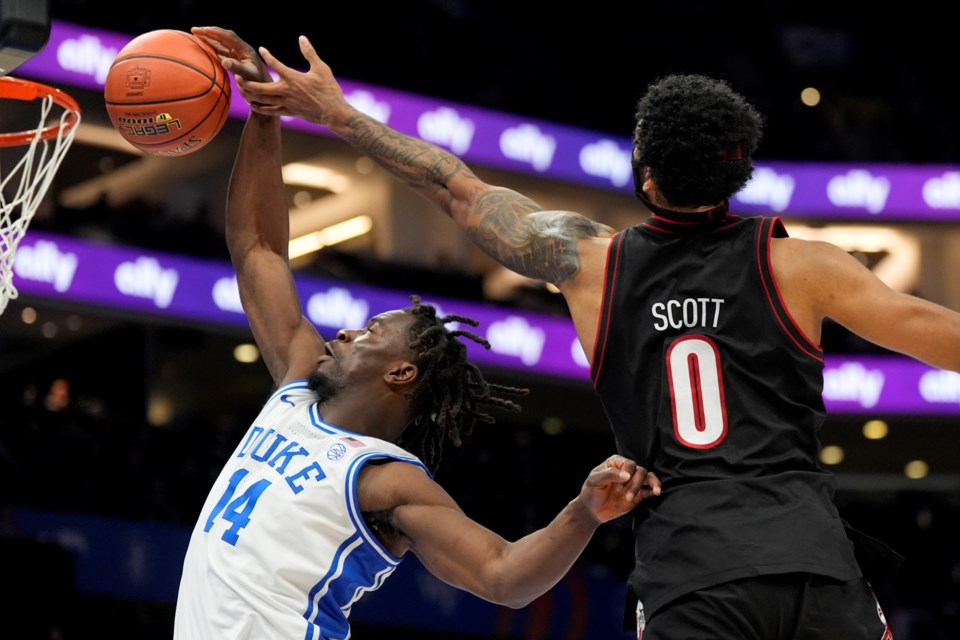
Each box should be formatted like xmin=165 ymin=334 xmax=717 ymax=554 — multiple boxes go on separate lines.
xmin=341 ymin=436 xmax=365 ymax=448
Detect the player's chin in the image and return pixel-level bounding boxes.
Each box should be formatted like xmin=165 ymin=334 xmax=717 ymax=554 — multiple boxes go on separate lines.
xmin=307 ymin=367 xmax=344 ymax=399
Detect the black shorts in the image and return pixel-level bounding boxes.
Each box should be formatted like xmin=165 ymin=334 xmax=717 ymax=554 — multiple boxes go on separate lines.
xmin=639 ymin=573 xmax=893 ymax=640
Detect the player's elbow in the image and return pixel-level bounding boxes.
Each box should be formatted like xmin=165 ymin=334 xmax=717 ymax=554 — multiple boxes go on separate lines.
xmin=483 ymin=583 xmax=536 ymax=610
xmin=224 ymin=227 xmax=256 ymax=261
xmin=499 ymin=598 xmax=534 ymax=610
xmin=474 ymin=565 xmax=542 ymax=609
xmin=456 ymin=540 xmax=551 ymax=609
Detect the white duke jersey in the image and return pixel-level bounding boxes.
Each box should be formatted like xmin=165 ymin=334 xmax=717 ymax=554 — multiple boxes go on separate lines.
xmin=174 ymin=379 xmax=429 ymax=640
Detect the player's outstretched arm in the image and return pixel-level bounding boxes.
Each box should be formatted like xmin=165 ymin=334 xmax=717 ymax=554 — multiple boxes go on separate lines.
xmin=234 ymin=35 xmax=615 ymax=289
xmin=361 ymin=455 xmax=660 ymax=608
xmin=774 ymin=237 xmax=960 ymax=372
xmin=193 ymin=26 xmax=326 ymax=385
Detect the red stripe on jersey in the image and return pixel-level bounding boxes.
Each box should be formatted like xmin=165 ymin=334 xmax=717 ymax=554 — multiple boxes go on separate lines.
xmin=757 ymin=223 xmax=823 ymax=362
xmin=591 ymin=232 xmax=624 ymax=385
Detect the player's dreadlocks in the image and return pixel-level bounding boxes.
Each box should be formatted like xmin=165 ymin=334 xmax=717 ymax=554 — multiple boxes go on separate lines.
xmin=633 ymin=74 xmax=763 ymax=208
xmin=399 ymin=295 xmax=528 ymax=473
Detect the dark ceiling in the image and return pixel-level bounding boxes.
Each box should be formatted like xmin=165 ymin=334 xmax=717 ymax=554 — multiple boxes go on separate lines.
xmin=47 ymin=0 xmax=960 ymax=165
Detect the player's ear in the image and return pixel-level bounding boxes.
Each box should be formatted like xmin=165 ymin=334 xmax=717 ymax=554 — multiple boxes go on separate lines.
xmin=641 ymin=169 xmax=657 ymax=196
xmin=385 ymin=361 xmax=418 ymax=386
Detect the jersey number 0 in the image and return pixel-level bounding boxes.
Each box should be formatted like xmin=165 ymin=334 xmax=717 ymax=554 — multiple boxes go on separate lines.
xmin=666 ymin=335 xmax=728 ymax=448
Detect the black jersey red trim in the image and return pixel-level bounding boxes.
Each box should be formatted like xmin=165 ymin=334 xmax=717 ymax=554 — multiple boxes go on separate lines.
xmin=591 ymin=230 xmax=625 ymax=385
xmin=756 ymin=217 xmax=823 ymax=362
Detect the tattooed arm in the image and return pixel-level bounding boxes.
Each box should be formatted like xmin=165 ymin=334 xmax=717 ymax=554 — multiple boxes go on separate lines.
xmin=232 ymin=34 xmax=616 ymax=288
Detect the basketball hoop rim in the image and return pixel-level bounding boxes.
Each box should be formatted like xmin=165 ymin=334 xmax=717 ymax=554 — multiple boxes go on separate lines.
xmin=0 ymin=76 xmax=82 ymax=146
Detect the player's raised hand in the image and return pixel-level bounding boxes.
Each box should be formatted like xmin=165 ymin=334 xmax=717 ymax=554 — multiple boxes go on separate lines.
xmin=231 ymin=35 xmax=354 ymax=129
xmin=191 ymin=27 xmax=271 ymax=84
xmin=577 ymin=455 xmax=661 ymax=524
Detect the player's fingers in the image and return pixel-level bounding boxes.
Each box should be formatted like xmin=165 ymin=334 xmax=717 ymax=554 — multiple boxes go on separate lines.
xmin=586 ymin=465 xmax=629 ymax=491
xmin=219 ymin=57 xmax=242 ymax=72
xmin=599 ymin=465 xmax=630 ymax=484
xmin=258 ymin=47 xmax=292 ymax=74
xmin=192 ymin=33 xmax=223 ymax=54
xmin=599 ymin=457 xmax=633 ymax=484
xmin=236 ymin=76 xmax=281 ymax=99
xmin=607 ymin=454 xmax=637 ymax=475
xmin=191 ymin=26 xmax=229 ymax=37
xmin=235 ymin=88 xmax=276 ymax=110
xmin=639 ymin=471 xmax=662 ymax=499
xmin=249 ymin=103 xmax=286 ymax=117
xmin=607 ymin=463 xmax=641 ymax=503
xmin=620 ymin=468 xmax=646 ymax=503
xmin=298 ymin=35 xmax=325 ymax=69
xmin=234 ymin=76 xmax=257 ymax=93
xmin=191 ymin=27 xmax=241 ymax=57
xmin=190 ymin=26 xmax=216 ymax=38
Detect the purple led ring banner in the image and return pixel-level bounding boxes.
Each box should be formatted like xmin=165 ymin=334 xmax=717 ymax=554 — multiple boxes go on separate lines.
xmin=18 ymin=21 xmax=960 ymax=221
xmin=12 ymin=230 xmax=590 ymax=381
xmin=12 ymin=230 xmax=960 ymax=416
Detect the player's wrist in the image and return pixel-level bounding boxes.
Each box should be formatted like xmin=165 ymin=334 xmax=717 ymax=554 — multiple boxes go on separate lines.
xmin=567 ymin=496 xmax=603 ymax=528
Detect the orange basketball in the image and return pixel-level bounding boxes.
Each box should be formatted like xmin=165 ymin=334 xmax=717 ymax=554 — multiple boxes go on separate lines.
xmin=104 ymin=29 xmax=232 ymax=157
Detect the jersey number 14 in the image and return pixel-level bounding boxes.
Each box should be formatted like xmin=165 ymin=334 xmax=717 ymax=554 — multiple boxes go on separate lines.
xmin=204 ymin=468 xmax=272 ymax=545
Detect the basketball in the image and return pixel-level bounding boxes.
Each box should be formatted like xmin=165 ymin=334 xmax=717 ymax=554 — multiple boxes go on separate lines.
xmin=103 ymin=29 xmax=232 ymax=156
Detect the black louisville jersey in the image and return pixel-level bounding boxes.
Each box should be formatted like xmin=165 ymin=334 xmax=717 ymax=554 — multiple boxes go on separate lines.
xmin=591 ymin=209 xmax=862 ymax=619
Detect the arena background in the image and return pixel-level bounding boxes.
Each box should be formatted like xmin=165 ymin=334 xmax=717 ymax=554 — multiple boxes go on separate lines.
xmin=1 ymin=2 xmax=958 ymax=638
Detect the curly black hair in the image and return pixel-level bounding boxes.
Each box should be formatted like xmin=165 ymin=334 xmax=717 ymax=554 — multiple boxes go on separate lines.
xmin=398 ymin=295 xmax=528 ymax=473
xmin=633 ymin=74 xmax=764 ymax=208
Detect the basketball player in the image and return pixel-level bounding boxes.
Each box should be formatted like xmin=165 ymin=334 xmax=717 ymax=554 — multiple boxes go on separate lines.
xmin=173 ymin=29 xmax=661 ymax=640
xmin=198 ymin=25 xmax=960 ymax=639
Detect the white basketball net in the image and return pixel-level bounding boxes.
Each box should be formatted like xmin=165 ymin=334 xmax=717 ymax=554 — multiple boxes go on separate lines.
xmin=0 ymin=92 xmax=79 ymax=315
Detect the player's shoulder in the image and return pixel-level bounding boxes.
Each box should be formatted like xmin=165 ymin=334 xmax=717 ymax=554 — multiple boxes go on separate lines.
xmin=358 ymin=457 xmax=448 ymax=512
xmin=769 ymin=235 xmax=863 ymax=303
xmin=771 ymin=234 xmax=851 ymax=264
xmin=362 ymin=455 xmax=431 ymax=482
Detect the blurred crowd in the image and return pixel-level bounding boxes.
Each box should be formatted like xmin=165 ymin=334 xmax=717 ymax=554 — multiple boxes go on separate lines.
xmin=2 ymin=201 xmax=958 ymax=638
xmin=1 ymin=349 xmax=959 ymax=639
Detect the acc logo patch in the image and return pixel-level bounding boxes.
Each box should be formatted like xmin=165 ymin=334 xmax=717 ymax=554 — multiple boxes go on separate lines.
xmin=326 ymin=442 xmax=347 ymax=461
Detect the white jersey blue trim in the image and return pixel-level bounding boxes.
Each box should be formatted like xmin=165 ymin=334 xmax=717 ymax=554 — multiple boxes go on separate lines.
xmin=174 ymin=379 xmax=430 ymax=640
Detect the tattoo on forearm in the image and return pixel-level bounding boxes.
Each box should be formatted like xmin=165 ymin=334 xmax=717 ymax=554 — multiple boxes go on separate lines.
xmin=343 ymin=113 xmax=610 ymax=285
xmin=470 ymin=191 xmax=610 ymax=285
xmin=345 ymin=114 xmax=476 ymax=188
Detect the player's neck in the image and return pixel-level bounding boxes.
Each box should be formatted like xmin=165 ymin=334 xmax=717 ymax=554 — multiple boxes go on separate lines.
xmin=640 ymin=179 xmax=725 ymax=214
xmin=318 ymin=393 xmax=409 ymax=442
xmin=638 ymin=189 xmax=728 ymax=222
